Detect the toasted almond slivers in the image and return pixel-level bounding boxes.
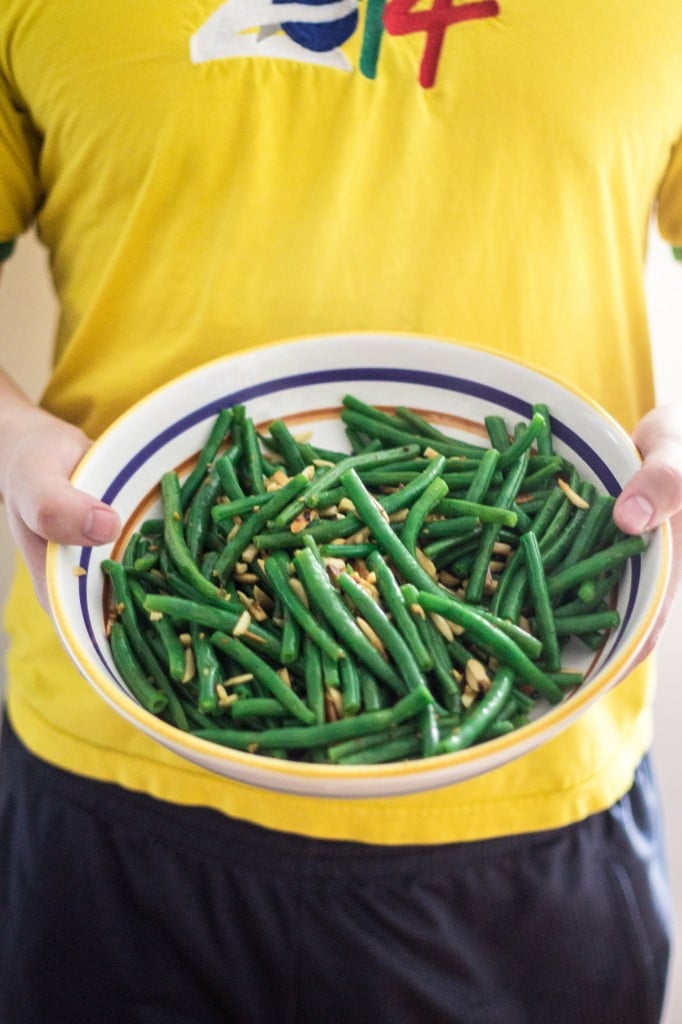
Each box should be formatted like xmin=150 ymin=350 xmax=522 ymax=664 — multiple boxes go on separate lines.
xmin=224 ymin=673 xmax=255 ymax=688
xmin=234 ymin=572 xmax=261 ymax=586
xmin=461 ymin=689 xmax=476 ymax=708
xmin=182 ymin=648 xmax=196 ymax=684
xmin=313 ymin=458 xmax=336 ymax=468
xmin=148 ymin=610 xmax=164 ymax=622
xmin=356 ymin=617 xmax=386 ymax=654
xmin=289 ymin=577 xmax=309 ymax=608
xmin=389 ymin=508 xmax=410 ymax=523
xmin=241 ymin=542 xmax=258 ymax=564
xmin=253 ymin=585 xmax=274 ymax=612
xmin=409 ymin=602 xmax=426 ymax=620
xmin=428 ymin=606 xmax=454 ymax=638
xmin=338 ymin=497 xmax=356 ymax=515
xmin=415 ymin=547 xmax=438 ymax=580
xmin=492 ymin=542 xmax=513 ymax=557
xmin=72 ymin=566 xmax=87 ymax=577
xmin=558 ymin=477 xmax=591 ymax=509
xmin=465 ymin=658 xmax=491 ymax=693
xmin=290 ymin=508 xmax=318 ymax=534
xmin=277 ymin=667 xmax=292 ymax=688
xmin=216 ymin=684 xmax=238 ymax=708
xmin=232 ymin=610 xmax=251 ymax=636
xmin=422 ymin=446 xmax=441 ymax=459
xmin=324 ymin=686 xmax=343 ymax=722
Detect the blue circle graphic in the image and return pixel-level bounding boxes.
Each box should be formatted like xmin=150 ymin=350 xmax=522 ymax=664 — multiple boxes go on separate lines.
xmin=272 ymin=0 xmax=358 ymax=53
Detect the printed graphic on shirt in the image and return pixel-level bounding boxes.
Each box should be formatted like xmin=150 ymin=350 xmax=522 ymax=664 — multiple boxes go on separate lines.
xmin=190 ymin=0 xmax=501 ymax=88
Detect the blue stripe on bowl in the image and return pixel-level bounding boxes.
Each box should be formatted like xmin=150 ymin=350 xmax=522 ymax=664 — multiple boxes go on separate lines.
xmin=77 ymin=366 xmax=639 ymax=691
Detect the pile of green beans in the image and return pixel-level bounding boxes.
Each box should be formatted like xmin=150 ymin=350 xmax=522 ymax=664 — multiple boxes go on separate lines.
xmin=102 ymin=396 xmax=646 ymax=765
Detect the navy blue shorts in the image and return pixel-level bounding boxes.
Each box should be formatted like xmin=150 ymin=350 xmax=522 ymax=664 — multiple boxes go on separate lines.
xmin=0 ymin=716 xmax=672 ymax=1024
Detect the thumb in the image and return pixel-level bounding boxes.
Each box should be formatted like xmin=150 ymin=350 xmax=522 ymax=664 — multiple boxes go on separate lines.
xmin=613 ymin=405 xmax=682 ymax=534
xmin=18 ymin=474 xmax=121 ymax=547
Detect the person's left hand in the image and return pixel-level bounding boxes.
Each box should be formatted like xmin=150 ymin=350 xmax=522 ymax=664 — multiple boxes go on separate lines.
xmin=613 ymin=401 xmax=682 ymax=663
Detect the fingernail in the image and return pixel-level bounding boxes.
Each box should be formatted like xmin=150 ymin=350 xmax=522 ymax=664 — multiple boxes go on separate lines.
xmin=84 ymin=508 xmax=119 ymax=543
xmin=618 ymin=495 xmax=654 ymax=533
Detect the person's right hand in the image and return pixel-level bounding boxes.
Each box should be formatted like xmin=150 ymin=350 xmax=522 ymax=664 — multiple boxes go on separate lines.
xmin=0 ymin=407 xmax=121 ymax=611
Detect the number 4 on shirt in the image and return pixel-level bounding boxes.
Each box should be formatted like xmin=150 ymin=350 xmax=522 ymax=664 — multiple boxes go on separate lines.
xmin=374 ymin=0 xmax=500 ymax=89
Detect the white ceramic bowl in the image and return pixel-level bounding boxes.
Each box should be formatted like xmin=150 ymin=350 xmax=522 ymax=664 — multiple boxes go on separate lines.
xmin=47 ymin=333 xmax=671 ymax=798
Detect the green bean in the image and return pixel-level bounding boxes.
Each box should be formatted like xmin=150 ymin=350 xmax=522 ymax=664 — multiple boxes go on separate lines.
xmin=266 ymin=419 xmax=309 ymax=474
xmin=193 ymin=686 xmax=433 ymax=751
xmin=464 ymin=447 xmax=501 ymax=503
xmin=214 ymin=448 xmax=245 ymax=501
xmin=231 ymin=698 xmax=290 ymax=721
xmin=484 ymin=415 xmax=511 ymax=452
xmin=271 ymin=443 xmax=420 ymax=527
xmin=551 ymin=610 xmax=620 ymax=636
xmin=142 ymin=593 xmax=282 ymax=662
xmin=520 ymin=531 xmax=561 ymax=672
xmin=546 ymin=536 xmax=646 ymax=600
xmin=341 ymin=468 xmax=442 ymax=597
xmin=532 ymin=403 xmax=554 ymax=456
xmin=127 ymin=575 xmax=186 ymax=684
xmin=339 ymin=653 xmax=362 ymax=716
xmin=557 ymin=494 xmax=616 ymax=570
xmin=414 ymin=590 xmax=563 ymax=704
xmin=465 ymin=444 xmax=530 ymax=604
xmin=367 ymin=550 xmax=433 ymax=672
xmin=280 ymin=603 xmax=302 ymax=666
xmin=161 ymin=472 xmax=227 ymax=600
xmin=434 ymin=498 xmax=518 ymax=527
xmin=103 ymin=559 xmax=177 ymax=700
xmin=326 ymin=722 xmax=417 ymax=762
xmin=395 ymin=406 xmax=483 ymax=452
xmin=180 ymin=408 xmax=233 ymax=509
xmin=109 ymin=622 xmax=169 ymax=715
xmin=186 ymin=468 xmax=222 ymax=561
xmin=303 ymin=637 xmax=326 ymax=725
xmin=496 ymin=411 xmax=546 ymax=470
xmin=212 ymin=470 xmax=312 ymax=582
xmin=292 ymin=546 xmax=405 ymax=693
xmin=190 ymin=623 xmax=223 ymax=714
xmin=262 ymin=554 xmax=346 ymax=662
xmin=437 ymin=665 xmax=516 ymax=753
xmin=400 ymin=476 xmax=449 ymax=554
xmin=336 ymin=570 xmax=427 ymax=694
xmin=209 ymin=633 xmax=315 ymax=724
xmin=358 ymin=665 xmax=385 ymax=712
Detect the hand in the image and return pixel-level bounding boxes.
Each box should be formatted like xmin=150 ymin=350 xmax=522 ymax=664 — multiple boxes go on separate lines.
xmin=0 ymin=409 xmax=121 ymax=611
xmin=613 ymin=402 xmax=682 ymax=661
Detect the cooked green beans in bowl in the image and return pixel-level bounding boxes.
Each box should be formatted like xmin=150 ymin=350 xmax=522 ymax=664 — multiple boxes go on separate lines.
xmin=46 ymin=335 xmax=670 ymax=797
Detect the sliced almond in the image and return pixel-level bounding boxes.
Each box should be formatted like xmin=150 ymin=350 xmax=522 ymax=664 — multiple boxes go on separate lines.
xmin=224 ymin=672 xmax=255 ymax=688
xmin=465 ymin=658 xmax=491 ymax=693
xmin=290 ymin=508 xmax=318 ymax=534
xmin=182 ymin=647 xmax=196 ymax=684
xmin=324 ymin=687 xmax=343 ymax=722
xmin=356 ymin=617 xmax=386 ymax=654
xmin=558 ymin=477 xmax=591 ymax=509
xmin=288 ymin=577 xmax=310 ymax=608
xmin=415 ymin=547 xmax=438 ymax=580
xmin=232 ymin=610 xmax=251 ymax=636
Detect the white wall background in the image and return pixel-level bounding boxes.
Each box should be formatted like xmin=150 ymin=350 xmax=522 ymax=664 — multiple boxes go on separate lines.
xmin=0 ymin=228 xmax=680 ymax=1019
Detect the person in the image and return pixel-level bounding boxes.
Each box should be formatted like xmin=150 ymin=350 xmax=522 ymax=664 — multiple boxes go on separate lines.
xmin=0 ymin=2 xmax=681 ymax=1022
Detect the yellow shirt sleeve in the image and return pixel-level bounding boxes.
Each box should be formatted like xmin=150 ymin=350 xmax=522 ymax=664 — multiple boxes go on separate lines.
xmin=657 ymin=134 xmax=682 ymax=246
xmin=0 ymin=68 xmax=42 ymax=241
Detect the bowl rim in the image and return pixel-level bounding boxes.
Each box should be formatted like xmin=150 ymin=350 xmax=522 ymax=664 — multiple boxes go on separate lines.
xmin=45 ymin=331 xmax=673 ymax=786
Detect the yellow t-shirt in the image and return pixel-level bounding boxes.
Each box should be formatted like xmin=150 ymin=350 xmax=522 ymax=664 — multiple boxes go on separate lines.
xmin=1 ymin=1 xmax=681 ymax=844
